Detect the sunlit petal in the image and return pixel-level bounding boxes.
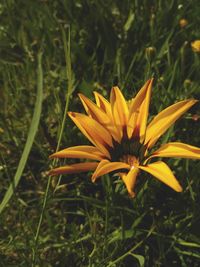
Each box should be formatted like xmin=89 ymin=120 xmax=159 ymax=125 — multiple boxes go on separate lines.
xmin=110 ymin=86 xmax=129 ymax=139
xmin=145 ymin=99 xmax=198 ymax=148
xmin=79 ymin=93 xmax=121 ymax=142
xmin=138 ymin=161 xmax=182 ymax=192
xmin=127 ymin=79 xmax=153 ymax=140
xmin=49 ymin=162 xmax=98 ymax=176
xmin=148 ymin=142 xmax=200 ymax=160
xmin=94 ymin=91 xmax=112 ymax=117
xmin=120 ymin=167 xmax=139 ymax=198
xmin=68 ymin=112 xmax=113 ymax=158
xmin=94 ymin=91 xmax=122 ymax=141
xmin=92 ymin=159 xmax=130 ymax=182
xmin=79 ymin=93 xmax=108 ymax=120
xmin=50 ymin=145 xmax=105 ymax=161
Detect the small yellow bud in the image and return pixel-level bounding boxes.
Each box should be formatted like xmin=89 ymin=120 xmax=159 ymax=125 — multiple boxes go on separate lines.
xmin=145 ymin=46 xmax=156 ymax=60
xmin=179 ymin=19 xmax=188 ymax=28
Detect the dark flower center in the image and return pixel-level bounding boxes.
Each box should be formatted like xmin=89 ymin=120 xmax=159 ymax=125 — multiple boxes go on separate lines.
xmin=110 ymin=138 xmax=146 ymax=164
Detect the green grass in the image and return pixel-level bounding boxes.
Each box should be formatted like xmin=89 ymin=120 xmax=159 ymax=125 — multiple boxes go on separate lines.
xmin=0 ymin=1 xmax=200 ymax=266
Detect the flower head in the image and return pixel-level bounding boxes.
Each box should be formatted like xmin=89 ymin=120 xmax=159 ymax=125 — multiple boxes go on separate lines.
xmin=179 ymin=18 xmax=188 ymax=28
xmin=145 ymin=47 xmax=156 ymax=60
xmin=50 ymin=79 xmax=200 ymax=197
xmin=191 ymin=40 xmax=200 ymax=53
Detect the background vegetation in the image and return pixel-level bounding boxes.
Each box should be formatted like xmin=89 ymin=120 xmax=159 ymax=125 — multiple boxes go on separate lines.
xmin=0 ymin=0 xmax=200 ymax=266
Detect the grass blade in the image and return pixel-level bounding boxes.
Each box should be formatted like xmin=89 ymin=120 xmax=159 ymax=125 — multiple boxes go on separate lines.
xmin=32 ymin=27 xmax=74 ymax=264
xmin=0 ymin=52 xmax=43 ymax=214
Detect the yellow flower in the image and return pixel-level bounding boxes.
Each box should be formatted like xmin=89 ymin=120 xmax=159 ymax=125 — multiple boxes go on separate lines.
xmin=191 ymin=40 xmax=200 ymax=53
xmin=50 ymin=79 xmax=200 ymax=197
xmin=179 ymin=19 xmax=188 ymax=28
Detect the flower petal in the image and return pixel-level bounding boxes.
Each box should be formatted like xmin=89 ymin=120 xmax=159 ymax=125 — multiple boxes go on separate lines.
xmin=50 ymin=145 xmax=105 ymax=161
xmin=92 ymin=159 xmax=130 ymax=182
xmin=127 ymin=79 xmax=153 ymax=140
xmin=79 ymin=93 xmax=120 ymax=142
xmin=120 ymin=167 xmax=139 ymax=198
xmin=49 ymin=162 xmax=98 ymax=176
xmin=68 ymin=112 xmax=113 ymax=158
xmin=138 ymin=161 xmax=182 ymax=192
xmin=145 ymin=99 xmax=198 ymax=149
xmin=148 ymin=142 xmax=200 ymax=160
xmin=110 ymin=86 xmax=129 ymax=139
xmin=94 ymin=91 xmax=112 ymax=117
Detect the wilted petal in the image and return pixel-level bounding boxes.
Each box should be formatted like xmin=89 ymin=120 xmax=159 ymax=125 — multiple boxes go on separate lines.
xmin=138 ymin=161 xmax=182 ymax=192
xmin=120 ymin=167 xmax=139 ymax=198
xmin=92 ymin=159 xmax=130 ymax=182
xmin=127 ymin=79 xmax=153 ymax=140
xmin=79 ymin=93 xmax=121 ymax=142
xmin=49 ymin=162 xmax=98 ymax=176
xmin=145 ymin=99 xmax=198 ymax=149
xmin=68 ymin=112 xmax=113 ymax=158
xmin=148 ymin=142 xmax=200 ymax=160
xmin=50 ymin=145 xmax=105 ymax=161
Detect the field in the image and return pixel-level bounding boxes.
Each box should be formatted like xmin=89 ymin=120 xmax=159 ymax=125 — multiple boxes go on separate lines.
xmin=0 ymin=1 xmax=200 ymax=266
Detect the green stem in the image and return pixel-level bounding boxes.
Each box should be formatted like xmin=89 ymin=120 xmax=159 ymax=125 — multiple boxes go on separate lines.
xmin=32 ymin=27 xmax=73 ymax=265
xmin=107 ymin=225 xmax=155 ymax=266
xmin=53 ymin=26 xmax=74 ymax=192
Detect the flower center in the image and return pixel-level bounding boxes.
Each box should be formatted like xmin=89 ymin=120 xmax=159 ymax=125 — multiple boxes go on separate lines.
xmin=110 ymin=138 xmax=146 ymax=163
xmin=120 ymin=154 xmax=139 ymax=169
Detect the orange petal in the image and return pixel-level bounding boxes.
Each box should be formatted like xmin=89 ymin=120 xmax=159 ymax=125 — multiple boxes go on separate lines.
xmin=120 ymin=167 xmax=139 ymax=198
xmin=79 ymin=93 xmax=108 ymax=120
xmin=145 ymin=99 xmax=198 ymax=149
xmin=127 ymin=79 xmax=153 ymax=140
xmin=138 ymin=161 xmax=183 ymax=192
xmin=49 ymin=162 xmax=98 ymax=176
xmin=148 ymin=142 xmax=200 ymax=160
xmin=68 ymin=112 xmax=113 ymax=158
xmin=50 ymin=145 xmax=105 ymax=161
xmin=79 ymin=93 xmax=121 ymax=142
xmin=94 ymin=91 xmax=112 ymax=117
xmin=110 ymin=86 xmax=129 ymax=139
xmin=92 ymin=160 xmax=130 ymax=182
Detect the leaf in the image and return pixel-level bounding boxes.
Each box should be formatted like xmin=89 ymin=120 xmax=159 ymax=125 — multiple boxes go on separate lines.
xmin=177 ymin=239 xmax=200 ymax=248
xmin=0 ymin=52 xmax=43 ymax=214
xmin=124 ymin=12 xmax=135 ymax=32
xmin=129 ymin=253 xmax=145 ymax=267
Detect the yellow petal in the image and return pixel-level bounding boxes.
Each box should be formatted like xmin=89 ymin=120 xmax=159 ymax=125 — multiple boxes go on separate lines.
xmin=145 ymin=99 xmax=198 ymax=149
xmin=127 ymin=97 xmax=135 ymax=111
xmin=79 ymin=93 xmax=121 ymax=142
xmin=92 ymin=160 xmax=130 ymax=182
xmin=49 ymin=145 xmax=105 ymax=161
xmin=138 ymin=161 xmax=182 ymax=192
xmin=110 ymin=86 xmax=129 ymax=139
xmin=120 ymin=167 xmax=139 ymax=198
xmin=79 ymin=93 xmax=107 ymax=119
xmin=68 ymin=112 xmax=113 ymax=158
xmin=49 ymin=162 xmax=98 ymax=176
xmin=148 ymin=142 xmax=200 ymax=160
xmin=127 ymin=79 xmax=153 ymax=140
xmin=94 ymin=91 xmax=112 ymax=117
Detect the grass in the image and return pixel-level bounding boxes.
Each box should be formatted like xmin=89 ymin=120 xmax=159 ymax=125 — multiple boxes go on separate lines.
xmin=0 ymin=0 xmax=200 ymax=266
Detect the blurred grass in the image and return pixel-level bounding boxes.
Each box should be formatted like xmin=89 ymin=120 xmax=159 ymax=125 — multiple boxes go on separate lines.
xmin=0 ymin=0 xmax=200 ymax=266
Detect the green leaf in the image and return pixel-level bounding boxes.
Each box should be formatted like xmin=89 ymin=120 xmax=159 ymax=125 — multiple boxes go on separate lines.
xmin=177 ymin=239 xmax=200 ymax=248
xmin=129 ymin=253 xmax=145 ymax=267
xmin=0 ymin=52 xmax=43 ymax=214
xmin=124 ymin=12 xmax=135 ymax=32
